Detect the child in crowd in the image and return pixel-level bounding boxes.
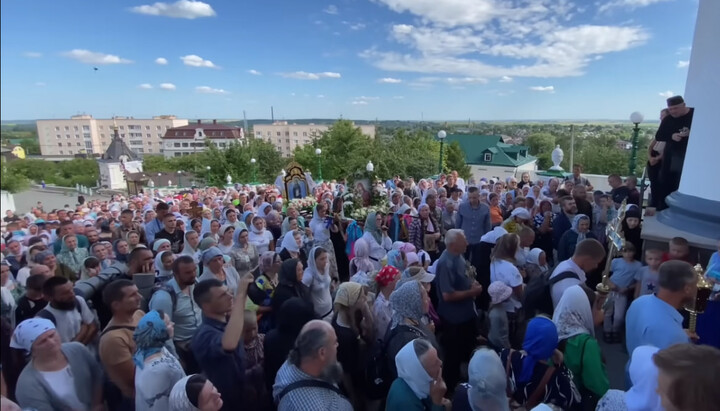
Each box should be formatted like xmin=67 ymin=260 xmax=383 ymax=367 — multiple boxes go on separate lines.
xmin=604 ymin=243 xmax=642 ymax=343
xmin=663 ymin=236 xmax=692 ymax=263
xmin=524 ymin=248 xmax=550 ymax=280
xmin=634 ymin=249 xmax=663 ymax=299
xmin=487 ymin=281 xmax=513 ymax=350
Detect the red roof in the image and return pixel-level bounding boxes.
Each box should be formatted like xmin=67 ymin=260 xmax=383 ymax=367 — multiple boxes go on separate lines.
xmin=163 ymin=121 xmax=243 ymax=140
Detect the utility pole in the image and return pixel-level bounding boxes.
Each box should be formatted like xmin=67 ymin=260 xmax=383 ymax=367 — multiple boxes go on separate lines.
xmin=569 ymin=124 xmax=575 ymax=169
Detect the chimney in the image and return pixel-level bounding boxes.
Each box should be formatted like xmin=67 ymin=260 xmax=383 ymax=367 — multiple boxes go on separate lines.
xmin=213 ymin=119 xmax=217 ymax=124
xmin=197 ymin=119 xmax=201 ymax=124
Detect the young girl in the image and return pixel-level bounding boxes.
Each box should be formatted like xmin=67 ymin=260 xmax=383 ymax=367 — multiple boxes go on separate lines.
xmin=488 ymin=281 xmax=513 ymax=350
xmin=605 ymin=243 xmax=642 ymax=343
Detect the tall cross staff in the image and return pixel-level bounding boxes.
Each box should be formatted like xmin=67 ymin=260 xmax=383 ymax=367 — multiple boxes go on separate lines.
xmin=188 ymin=201 xmax=204 ymax=219
xmin=597 ymin=199 xmax=628 ymax=294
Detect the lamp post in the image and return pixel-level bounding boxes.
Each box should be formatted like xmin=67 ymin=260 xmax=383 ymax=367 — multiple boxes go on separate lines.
xmin=629 ymin=112 xmax=644 ymax=176
xmin=437 ymin=130 xmax=447 ymax=174
xmin=250 ymin=158 xmax=257 ymax=184
xmin=177 ymin=170 xmax=182 ymax=187
xmin=315 ymin=148 xmax=323 ymax=181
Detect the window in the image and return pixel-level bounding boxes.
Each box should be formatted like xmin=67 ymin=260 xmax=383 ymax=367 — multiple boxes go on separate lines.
xmin=74 ymin=126 xmax=79 ymax=131
xmin=304 ymin=139 xmax=310 ymax=144
xmin=198 ymin=131 xmax=203 ymax=137
xmin=85 ymin=141 xmax=92 ymax=149
xmin=56 ymin=134 xmax=61 ymax=139
xmin=285 ymin=139 xmax=290 ymax=143
xmin=65 ymin=134 xmax=71 ymax=139
xmin=59 ymin=150 xmax=63 ymax=154
xmin=54 ymin=126 xmax=60 ymax=131
xmin=293 ymin=131 xmax=298 ymax=136
xmin=145 ymin=125 xmax=150 ymax=130
xmin=182 ymin=143 xmax=189 ymax=147
xmin=157 ymin=125 xmax=162 ymax=130
xmin=82 ymin=125 xmax=90 ymax=131
xmin=146 ymin=133 xmax=151 ymax=137
xmin=277 ymin=138 xmax=282 ymax=143
xmin=147 ymin=141 xmax=152 ymax=145
xmin=303 ymin=132 xmax=307 ymax=136
xmin=157 ymin=134 xmax=163 ymax=138
xmin=174 ymin=143 xmax=181 ymax=147
xmin=276 ymin=132 xmax=281 ymax=136
xmin=83 ymin=133 xmax=91 ymax=139
xmin=484 ymin=153 xmax=492 ymax=162
xmin=256 ymin=131 xmax=261 ymax=136
xmin=175 ymin=152 xmax=182 ymax=157
xmin=129 ymin=140 xmax=143 ymax=145
xmin=99 ymin=125 xmax=104 ymax=130
xmin=148 ymin=148 xmax=153 ymax=153
xmin=76 ymin=142 xmax=81 ymax=146
xmin=136 ymin=148 xmax=144 ymax=153
xmin=294 ymin=139 xmax=299 ymax=144
xmin=58 ymin=142 xmax=62 ymax=147
xmin=285 ymin=132 xmax=289 ymax=136
xmin=68 ymin=150 xmax=73 ymax=154
xmin=101 ymin=134 xmax=105 ymax=138
xmin=121 ymin=134 xmax=125 ymax=138
xmin=75 ymin=134 xmax=80 ymax=139
xmin=119 ymin=125 xmax=125 ymax=130
xmin=64 ymin=126 xmax=69 ymax=131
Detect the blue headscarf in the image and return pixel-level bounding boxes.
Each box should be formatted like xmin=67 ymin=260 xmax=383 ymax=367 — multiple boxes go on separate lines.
xmin=386 ymin=250 xmax=406 ymax=271
xmin=133 ymin=310 xmax=169 ymax=368
xmin=345 ymin=220 xmax=363 ymax=258
xmin=519 ymin=316 xmax=558 ymax=383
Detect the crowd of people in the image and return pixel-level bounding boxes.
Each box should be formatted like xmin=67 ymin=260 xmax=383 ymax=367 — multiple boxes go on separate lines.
xmin=1 ymin=162 xmax=719 ymax=411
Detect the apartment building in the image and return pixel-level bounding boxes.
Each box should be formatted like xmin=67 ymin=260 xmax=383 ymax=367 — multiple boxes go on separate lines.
xmin=253 ymin=122 xmax=376 ymax=157
xmin=162 ymin=120 xmax=245 ymax=158
xmin=36 ymin=115 xmax=189 ymax=157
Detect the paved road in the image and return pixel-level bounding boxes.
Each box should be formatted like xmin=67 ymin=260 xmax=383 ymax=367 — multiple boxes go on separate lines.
xmin=11 ymin=188 xmax=108 ymax=212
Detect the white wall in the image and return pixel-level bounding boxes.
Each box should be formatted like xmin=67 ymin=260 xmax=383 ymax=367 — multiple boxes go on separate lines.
xmin=1 ymin=191 xmax=16 ymax=212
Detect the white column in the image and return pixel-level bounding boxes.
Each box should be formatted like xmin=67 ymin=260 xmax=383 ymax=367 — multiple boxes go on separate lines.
xmin=678 ymin=0 xmax=720 ymax=202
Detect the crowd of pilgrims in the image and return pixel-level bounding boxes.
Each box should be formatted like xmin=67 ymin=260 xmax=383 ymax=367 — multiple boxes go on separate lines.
xmin=1 ymin=169 xmax=719 ymax=411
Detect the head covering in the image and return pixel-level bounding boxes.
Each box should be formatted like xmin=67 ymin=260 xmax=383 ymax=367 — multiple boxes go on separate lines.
xmin=279 ymin=231 xmax=300 ymax=253
xmin=34 ymin=249 xmax=54 ymax=264
xmin=467 ymin=349 xmax=511 ymax=411
xmin=152 ymin=238 xmax=171 ymax=252
xmin=571 ymin=214 xmax=590 ymax=243
xmin=169 ymin=375 xmax=202 ymax=411
xmin=405 ymin=252 xmax=419 ymax=266
xmin=276 ymin=297 xmax=315 ymax=334
xmin=489 ymin=281 xmax=513 ymax=305
xmin=386 ymin=250 xmax=406 ymax=271
xmin=201 ymin=247 xmax=223 ymax=266
xmin=526 ymin=248 xmax=547 ymax=267
xmin=258 ymin=202 xmax=272 ymax=219
xmin=349 ymin=238 xmax=374 ymax=277
xmin=113 ymin=239 xmax=129 ymax=263
xmin=198 ymin=236 xmax=217 ymax=252
xmin=481 ymin=226 xmax=508 ymax=244
xmin=625 ymin=346 xmax=663 ymax=411
xmin=232 ymin=227 xmax=248 ymax=247
xmin=395 ymin=339 xmax=434 ymax=399
xmin=155 ymin=250 xmax=174 ymax=279
xmin=552 ymin=285 xmax=595 ymax=340
xmin=259 ymin=251 xmax=278 ymax=274
xmin=511 ymin=207 xmax=531 ymax=220
xmin=10 ymin=318 xmax=56 ymax=352
xmin=519 ymin=317 xmax=558 ymax=383
xmin=219 ymin=224 xmax=235 ymax=240
xmin=666 ymin=95 xmax=684 ymax=106
xmin=375 ymin=265 xmax=400 ymax=287
xmin=364 ymin=211 xmax=383 ymax=244
xmin=334 ymin=282 xmax=363 ymax=307
xmin=133 ymin=310 xmax=170 ymax=368
xmin=279 ymin=258 xmax=302 ymax=286
xmin=390 ymin=280 xmax=425 ymax=328
xmin=181 ymin=231 xmax=198 ymax=256
xmin=399 ymin=266 xmax=435 ymax=288
xmin=307 ymin=246 xmax=329 ymax=277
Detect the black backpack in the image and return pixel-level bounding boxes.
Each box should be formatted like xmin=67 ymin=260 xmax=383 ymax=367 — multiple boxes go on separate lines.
xmin=364 ymin=324 xmax=424 ymax=400
xmin=523 ymin=270 xmax=579 ymax=317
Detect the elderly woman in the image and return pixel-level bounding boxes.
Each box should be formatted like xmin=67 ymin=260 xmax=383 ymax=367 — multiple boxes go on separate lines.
xmin=452 ymin=348 xmax=510 ymax=411
xmin=361 ymin=211 xmax=392 ymax=271
xmin=386 ymin=338 xmax=449 ymax=410
xmin=56 ymin=234 xmax=88 ymax=280
xmin=34 ymin=250 xmax=75 ymax=282
xmin=134 ymin=310 xmax=186 ymax=411
xmin=12 ymin=318 xmax=103 ymax=410
xmin=153 ymin=238 xmax=172 ymax=255
xmin=385 ymin=280 xmax=438 ymax=381
xmin=409 ymin=204 xmax=441 ymax=260
xmin=302 ymin=246 xmax=334 ymax=320
xmin=230 ymin=228 xmax=259 ymax=278
xmin=596 ymin=346 xmax=663 ymax=411
xmin=170 ymin=374 xmax=224 ymax=411
xmin=198 ymin=247 xmax=241 ymax=296
xmin=500 ymin=317 xmax=581 ymax=410
xmin=557 ymin=214 xmax=597 ymax=262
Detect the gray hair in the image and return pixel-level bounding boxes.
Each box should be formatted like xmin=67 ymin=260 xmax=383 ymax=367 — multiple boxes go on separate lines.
xmin=659 ymin=260 xmax=696 ymax=292
xmin=445 ymin=229 xmax=465 ymax=248
xmin=288 ymin=327 xmax=329 ymax=366
xmin=412 ymin=338 xmax=432 ymax=359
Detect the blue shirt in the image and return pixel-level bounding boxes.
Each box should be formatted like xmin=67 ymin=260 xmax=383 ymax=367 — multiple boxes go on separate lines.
xmin=144 ymin=218 xmax=164 ymax=244
xmin=191 ymin=315 xmax=245 ymax=410
xmin=625 ymin=295 xmax=688 ymax=356
xmin=455 ymin=201 xmax=491 ymax=245
xmin=634 ymin=266 xmax=660 ymax=297
xmin=149 ymin=278 xmax=202 ymax=342
xmin=610 ymin=258 xmax=642 ymax=289
xmin=435 ymin=251 xmax=477 ymax=324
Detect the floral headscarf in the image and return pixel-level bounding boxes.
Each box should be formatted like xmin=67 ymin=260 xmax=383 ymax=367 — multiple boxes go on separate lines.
xmin=389 ymin=280 xmax=425 ymax=328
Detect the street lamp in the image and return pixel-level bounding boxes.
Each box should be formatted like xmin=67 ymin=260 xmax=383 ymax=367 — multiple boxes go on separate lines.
xmin=366 ymin=161 xmax=374 ymax=173
xmin=250 ymin=158 xmax=257 ymax=184
xmin=315 ymin=148 xmax=323 ymax=181
xmin=176 ymin=170 xmax=182 ymax=187
xmin=437 ymin=130 xmax=447 ymax=174
xmin=629 ymin=112 xmax=644 ymax=176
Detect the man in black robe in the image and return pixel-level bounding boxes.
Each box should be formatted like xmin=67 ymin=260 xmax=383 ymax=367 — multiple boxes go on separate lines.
xmin=654 ymin=95 xmax=694 ymax=210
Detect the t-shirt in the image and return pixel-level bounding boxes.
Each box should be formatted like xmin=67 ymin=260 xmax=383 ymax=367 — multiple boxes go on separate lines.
xmin=634 ymin=266 xmax=660 ymax=296
xmin=301 ymin=268 xmax=333 ymax=319
xmin=490 ymin=260 xmax=523 ymax=312
xmin=609 ymin=258 xmax=642 ymax=289
xmin=436 ymin=251 xmax=477 ymax=324
xmin=135 ymin=348 xmax=186 ymax=411
xmin=43 ymin=297 xmax=95 ymax=343
xmin=550 ymin=259 xmax=587 ymax=308
xmin=155 ymin=229 xmax=184 ymax=254
xmin=99 ymin=310 xmax=144 ymax=398
xmin=610 ymin=186 xmax=631 ymax=206
xmin=40 ymin=365 xmax=86 ymax=411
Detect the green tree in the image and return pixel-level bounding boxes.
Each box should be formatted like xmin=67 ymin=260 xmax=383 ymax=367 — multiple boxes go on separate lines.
xmin=0 ymin=157 xmax=31 ymax=193
xmin=18 ymin=138 xmax=40 ymax=155
xmin=525 ymin=133 xmax=556 ymax=169
xmin=444 ymin=140 xmax=471 ymax=180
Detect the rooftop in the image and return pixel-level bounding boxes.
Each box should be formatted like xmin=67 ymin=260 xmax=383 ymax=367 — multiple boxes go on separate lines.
xmin=446 ymin=134 xmax=536 ymax=167
xmin=163 ymin=120 xmax=244 ymax=140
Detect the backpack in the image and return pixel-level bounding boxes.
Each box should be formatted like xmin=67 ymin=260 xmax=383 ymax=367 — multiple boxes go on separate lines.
xmin=150 ymin=282 xmax=178 ymax=313
xmin=364 ymin=324 xmax=424 ymax=400
xmin=36 ymin=296 xmax=83 ymax=325
xmin=522 ymin=270 xmax=579 ymax=317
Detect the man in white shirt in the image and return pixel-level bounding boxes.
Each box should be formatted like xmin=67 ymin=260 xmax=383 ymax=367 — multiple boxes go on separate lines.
xmin=550 ymin=239 xmax=606 ymax=308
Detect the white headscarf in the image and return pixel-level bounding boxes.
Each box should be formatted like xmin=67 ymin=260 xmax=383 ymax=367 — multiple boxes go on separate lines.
xmin=169 ymin=375 xmax=200 ymax=411
xmin=480 ymin=226 xmax=508 ymax=244
xmin=467 ymin=349 xmax=511 ymax=411
xmin=552 ymin=285 xmax=595 ymax=340
xmin=395 ymin=339 xmax=434 ymax=400
xmin=154 ymin=250 xmax=174 ymax=279
xmin=527 ymin=248 xmax=549 ymax=272
xmin=10 ymin=318 xmax=56 ymax=351
xmin=279 ymin=231 xmax=300 ymax=253
xmin=625 ymin=346 xmax=664 ymax=411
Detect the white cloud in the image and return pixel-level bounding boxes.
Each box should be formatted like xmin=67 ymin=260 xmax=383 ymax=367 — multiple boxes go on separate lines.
xmin=130 ymin=0 xmax=216 ymax=19
xmin=530 ymin=86 xmax=555 ymax=92
xmin=364 ymin=1 xmax=649 ymax=80
xmin=355 ymin=96 xmax=380 ymax=100
xmin=393 ymin=96 xmax=405 ymax=99
xmin=419 ymin=76 xmax=488 ymax=84
xmin=35 ymin=82 xmax=46 ymax=87
xmin=180 ymin=54 xmax=218 ymax=68
xmin=280 ymin=71 xmax=341 ymax=80
xmin=352 ymin=100 xmax=368 ymax=105
xmin=342 ymin=21 xmax=366 ymax=30
xmin=62 ymin=49 xmax=133 ymax=65
xmin=23 ymin=52 xmax=42 ymax=58
xmin=378 ymin=77 xmax=403 ymax=84
xmin=139 ymin=83 xmax=153 ymax=89
xmin=196 ymin=86 xmax=229 ymax=94
xmin=676 ymin=60 xmax=689 ymax=68
xmin=247 ymin=69 xmax=262 ymax=75
xmin=159 ymin=83 xmax=176 ymax=90
xmin=155 ymin=57 xmax=168 ymax=65
xmin=323 ymin=5 xmax=338 ymax=15
xmin=351 ymin=96 xmax=379 ymax=105
xmin=658 ymin=90 xmax=675 ymax=98
xmin=599 ymin=0 xmax=671 ymax=13
xmin=317 ymin=94 xmax=326 ymax=98
xmin=499 ymin=76 xmax=513 ymax=83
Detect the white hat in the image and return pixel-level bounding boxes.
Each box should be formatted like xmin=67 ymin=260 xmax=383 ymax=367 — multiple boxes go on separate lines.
xmin=510 ymin=207 xmax=531 ymax=220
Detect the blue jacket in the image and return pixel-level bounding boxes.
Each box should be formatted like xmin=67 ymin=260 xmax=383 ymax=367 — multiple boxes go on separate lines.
xmin=386 ymin=378 xmax=444 ymax=411
xmin=552 ymin=212 xmax=573 ymax=249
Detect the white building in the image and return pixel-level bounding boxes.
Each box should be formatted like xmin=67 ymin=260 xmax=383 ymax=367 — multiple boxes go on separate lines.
xmin=36 ymin=115 xmax=188 ymax=157
xmin=253 ymin=122 xmax=376 ymax=157
xmin=98 ymin=124 xmax=143 ymax=190
xmin=162 ymin=120 xmax=245 ymax=158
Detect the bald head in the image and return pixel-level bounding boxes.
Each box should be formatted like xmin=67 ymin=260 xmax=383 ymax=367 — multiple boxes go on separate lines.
xmin=289 ymin=320 xmax=337 ymax=368
xmin=300 ymin=319 xmax=333 ymax=334
xmin=30 ymin=264 xmax=52 ymax=278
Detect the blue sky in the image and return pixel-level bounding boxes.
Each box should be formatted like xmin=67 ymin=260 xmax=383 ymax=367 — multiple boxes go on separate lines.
xmin=0 ymin=0 xmax=698 ymax=121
